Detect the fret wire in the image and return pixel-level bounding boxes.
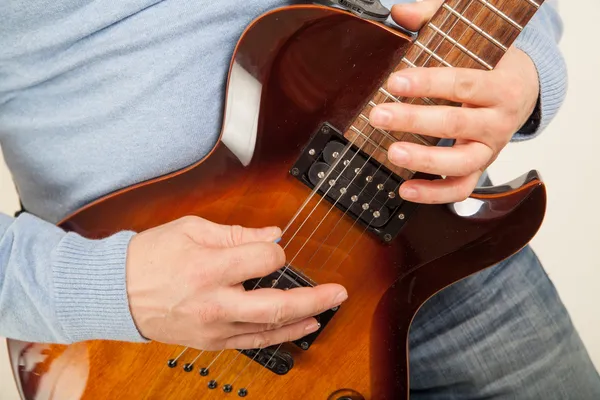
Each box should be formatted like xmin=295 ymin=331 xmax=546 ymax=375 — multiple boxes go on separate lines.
xmin=401 ymin=57 xmax=417 ymax=68
xmin=523 ymin=0 xmax=540 ymax=8
xmin=378 ymin=86 xmax=435 ymax=106
xmin=362 ymin=107 xmax=432 ymax=146
xmin=358 ymin=114 xmax=398 ymax=143
xmin=475 ymin=0 xmax=523 ymax=31
xmin=349 ymin=125 xmax=417 ymax=174
xmin=428 ymin=23 xmax=493 ymax=70
xmin=348 ymin=126 xmax=390 ymax=153
xmin=414 ymin=40 xmax=454 ymax=67
xmin=442 ymin=3 xmax=507 ymax=51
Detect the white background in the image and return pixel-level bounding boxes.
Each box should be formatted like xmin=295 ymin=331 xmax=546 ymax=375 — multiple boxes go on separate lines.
xmin=1 ymin=0 xmax=599 ymax=397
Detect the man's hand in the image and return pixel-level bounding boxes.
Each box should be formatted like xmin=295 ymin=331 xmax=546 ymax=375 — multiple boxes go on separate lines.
xmin=368 ymin=0 xmax=540 ymax=204
xmin=125 ymin=216 xmax=347 ymax=350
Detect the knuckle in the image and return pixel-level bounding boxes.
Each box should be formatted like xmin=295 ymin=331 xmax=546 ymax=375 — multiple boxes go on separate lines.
xmin=227 ymin=225 xmax=244 ymax=246
xmin=262 ymin=243 xmax=285 ymax=270
xmin=453 ymin=72 xmax=478 ymax=101
xmin=456 ymin=183 xmax=473 ymax=201
xmin=443 ymin=108 xmax=464 ymax=137
xmin=252 ymin=333 xmax=271 ymax=349
xmin=403 ymin=107 xmax=420 ymax=131
xmin=460 ymin=153 xmax=479 ymax=175
xmin=271 ymin=302 xmax=291 ymax=325
xmin=196 ymin=302 xmax=224 ymax=324
xmin=502 ymin=76 xmax=522 ymax=100
xmin=421 ymin=149 xmax=436 ymax=172
xmin=226 ymin=251 xmax=244 ymax=270
xmin=180 ymin=215 xmax=202 ymax=230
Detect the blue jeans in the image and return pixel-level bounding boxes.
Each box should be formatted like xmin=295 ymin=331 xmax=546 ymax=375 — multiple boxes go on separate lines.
xmin=408 ymin=245 xmax=600 ymax=399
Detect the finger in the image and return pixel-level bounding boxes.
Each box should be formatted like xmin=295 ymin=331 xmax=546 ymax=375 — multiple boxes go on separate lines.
xmin=178 ymin=216 xmax=281 ymax=247
xmin=388 ymin=141 xmax=493 ymax=177
xmin=223 ymin=317 xmax=321 ymax=350
xmin=386 ymin=67 xmax=502 ymax=107
xmin=369 ymin=102 xmax=494 ymax=141
xmin=398 ymin=170 xmax=483 ymax=204
xmin=229 ymin=284 xmax=347 ymax=324
xmin=390 ymin=0 xmax=444 ymax=31
xmin=209 ymin=241 xmax=286 ymax=285
xmin=229 ymin=316 xmax=319 ymax=336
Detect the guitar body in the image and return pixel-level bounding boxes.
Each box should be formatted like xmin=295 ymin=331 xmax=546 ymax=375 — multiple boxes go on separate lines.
xmin=8 ymin=5 xmax=546 ymax=400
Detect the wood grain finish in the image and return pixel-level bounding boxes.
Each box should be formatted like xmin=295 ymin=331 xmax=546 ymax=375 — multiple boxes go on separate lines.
xmin=8 ymin=3 xmax=546 ymax=400
xmin=343 ymin=0 xmax=545 ymax=180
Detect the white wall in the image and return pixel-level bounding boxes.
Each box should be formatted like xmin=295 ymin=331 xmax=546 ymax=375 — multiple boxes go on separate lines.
xmin=487 ymin=0 xmax=600 ymax=371
xmin=0 ymin=1 xmax=598 ymax=398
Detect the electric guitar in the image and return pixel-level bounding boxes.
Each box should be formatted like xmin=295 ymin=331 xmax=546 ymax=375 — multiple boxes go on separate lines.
xmin=8 ymin=0 xmax=547 ymax=398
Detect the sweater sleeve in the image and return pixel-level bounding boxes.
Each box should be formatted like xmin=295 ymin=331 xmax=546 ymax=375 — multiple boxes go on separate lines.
xmin=0 ymin=211 xmax=147 ymax=343
xmin=512 ymin=0 xmax=567 ymax=141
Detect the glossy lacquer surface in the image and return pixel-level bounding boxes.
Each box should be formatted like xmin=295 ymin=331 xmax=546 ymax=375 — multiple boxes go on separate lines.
xmin=8 ymin=5 xmax=546 ymax=400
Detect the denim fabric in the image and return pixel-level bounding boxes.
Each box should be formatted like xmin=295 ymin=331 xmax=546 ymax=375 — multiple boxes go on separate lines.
xmin=408 ymin=245 xmax=600 ymax=399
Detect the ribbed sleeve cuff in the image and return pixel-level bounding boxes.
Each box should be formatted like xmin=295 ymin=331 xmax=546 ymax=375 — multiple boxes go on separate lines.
xmin=53 ymin=230 xmax=149 ymax=343
xmin=512 ymin=19 xmax=567 ymax=141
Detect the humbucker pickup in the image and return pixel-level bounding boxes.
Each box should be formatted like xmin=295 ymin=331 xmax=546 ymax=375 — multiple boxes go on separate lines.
xmin=290 ymin=122 xmax=414 ymax=242
xmin=243 ymin=266 xmax=339 ymax=351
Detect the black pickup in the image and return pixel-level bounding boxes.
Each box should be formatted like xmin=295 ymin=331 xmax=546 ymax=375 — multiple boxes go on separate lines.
xmin=290 ymin=122 xmax=414 ymax=242
xmin=243 ymin=266 xmax=339 ymax=352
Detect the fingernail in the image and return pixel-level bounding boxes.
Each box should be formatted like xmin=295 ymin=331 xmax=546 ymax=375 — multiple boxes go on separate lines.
xmin=401 ymin=187 xmax=418 ymax=199
xmin=389 ymin=146 xmax=409 ymax=164
xmin=370 ymin=108 xmax=392 ymax=126
xmin=262 ymin=226 xmax=281 ymax=241
xmin=389 ymin=75 xmax=410 ymax=93
xmin=305 ymin=321 xmax=321 ymax=333
xmin=333 ymin=290 xmax=348 ymax=305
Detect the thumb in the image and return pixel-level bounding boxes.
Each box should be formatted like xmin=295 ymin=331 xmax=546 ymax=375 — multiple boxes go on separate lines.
xmin=180 ymin=216 xmax=282 ymax=248
xmin=390 ymin=0 xmax=444 ymax=32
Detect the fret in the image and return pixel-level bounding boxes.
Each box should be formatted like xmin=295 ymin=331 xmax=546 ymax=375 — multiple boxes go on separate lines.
xmin=401 ymin=57 xmax=417 ymax=68
xmin=343 ymin=0 xmax=545 ymax=181
xmin=358 ymin=114 xmax=399 ymax=144
xmin=376 ymin=86 xmax=435 ymax=106
xmin=348 ymin=126 xmax=417 ymax=174
xmin=441 ymin=3 xmax=508 ymax=51
xmin=378 ymin=87 xmax=397 ymax=101
xmin=362 ymin=106 xmax=433 ymax=146
xmin=476 ymin=0 xmax=523 ymax=31
xmin=348 ymin=126 xmax=391 ymax=155
xmin=414 ymin=40 xmax=454 ymax=67
xmin=523 ymin=0 xmax=540 ymax=8
xmin=428 ymin=23 xmax=493 ymax=70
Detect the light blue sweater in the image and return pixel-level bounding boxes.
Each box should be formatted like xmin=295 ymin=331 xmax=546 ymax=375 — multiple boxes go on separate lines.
xmin=0 ymin=0 xmax=566 ymax=344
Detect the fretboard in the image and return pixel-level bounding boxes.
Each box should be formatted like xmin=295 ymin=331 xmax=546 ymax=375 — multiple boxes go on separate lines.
xmin=344 ymin=0 xmax=543 ymax=181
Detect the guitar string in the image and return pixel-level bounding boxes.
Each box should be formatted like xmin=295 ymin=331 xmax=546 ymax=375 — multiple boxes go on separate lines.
xmin=162 ymin=0 xmax=441 ymax=377
xmin=214 ymin=120 xmax=389 ymax=384
xmin=235 ymin=0 xmax=500 ymax=392
xmin=225 ymin=0 xmax=476 ymax=392
xmin=262 ymin=0 xmax=481 ymax=292
xmin=327 ymin=0 xmax=490 ymax=274
xmin=276 ymin=0 xmax=486 ymax=277
xmin=157 ymin=0 xmax=493 ymax=395
xmin=170 ymin=0 xmax=467 ymax=392
xmin=197 ymin=117 xmax=384 ymax=378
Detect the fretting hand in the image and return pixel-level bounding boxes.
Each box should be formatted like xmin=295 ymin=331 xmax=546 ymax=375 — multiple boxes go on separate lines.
xmin=126 ymin=216 xmax=347 ymax=350
xmin=369 ymin=0 xmax=540 ymax=204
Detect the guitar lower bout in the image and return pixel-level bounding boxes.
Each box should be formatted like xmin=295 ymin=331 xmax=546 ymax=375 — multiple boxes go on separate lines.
xmin=7 ymin=4 xmax=547 ymax=400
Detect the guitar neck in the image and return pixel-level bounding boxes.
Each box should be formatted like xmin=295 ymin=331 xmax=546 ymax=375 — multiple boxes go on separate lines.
xmin=345 ymin=0 xmax=544 ymax=181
